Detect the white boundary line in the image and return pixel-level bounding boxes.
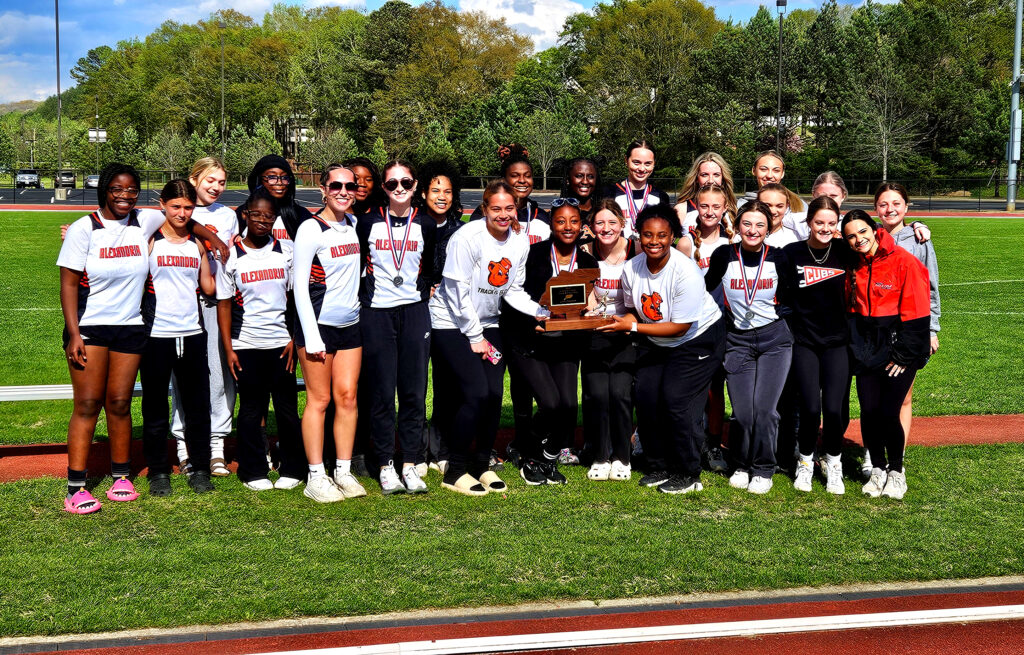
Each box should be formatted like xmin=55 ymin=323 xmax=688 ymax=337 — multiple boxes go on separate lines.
xmin=940 ymin=279 xmax=1024 ymax=286
xmin=253 ymin=604 xmax=1024 ymax=655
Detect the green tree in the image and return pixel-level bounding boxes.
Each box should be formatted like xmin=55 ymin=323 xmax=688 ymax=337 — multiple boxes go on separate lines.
xmin=366 ymin=136 xmax=389 ymax=172
xmin=113 ymin=125 xmax=143 ymax=168
xmin=144 ymin=128 xmax=190 ymax=173
xmin=415 ymin=121 xmax=457 ymax=166
xmin=301 ymin=127 xmax=359 ymax=172
xmin=459 ymin=122 xmax=499 ymax=183
xmin=186 ymin=121 xmax=221 ymax=165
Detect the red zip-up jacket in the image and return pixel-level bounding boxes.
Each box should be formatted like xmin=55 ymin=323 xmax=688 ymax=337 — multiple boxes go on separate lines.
xmin=847 ymin=227 xmax=931 ymax=371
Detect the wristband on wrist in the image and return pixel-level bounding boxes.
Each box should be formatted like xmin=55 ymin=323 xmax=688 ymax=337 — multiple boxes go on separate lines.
xmin=630 ymin=322 xmax=638 ymax=333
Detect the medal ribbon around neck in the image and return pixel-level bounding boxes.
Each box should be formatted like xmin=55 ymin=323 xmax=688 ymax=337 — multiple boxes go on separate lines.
xmin=618 ymin=180 xmax=650 ymax=230
xmin=525 ymin=206 xmax=537 ymax=238
xmin=384 ymin=207 xmax=416 ymax=277
xmin=735 ymin=244 xmax=769 ymax=307
xmin=551 ymin=242 xmax=577 ymax=277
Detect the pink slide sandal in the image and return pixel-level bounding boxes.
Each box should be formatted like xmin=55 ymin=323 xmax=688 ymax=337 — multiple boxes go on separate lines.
xmin=64 ymin=489 xmax=102 ymax=514
xmin=105 ymin=477 xmax=140 ymax=502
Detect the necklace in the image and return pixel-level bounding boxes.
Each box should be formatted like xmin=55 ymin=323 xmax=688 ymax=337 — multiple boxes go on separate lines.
xmin=807 ymin=239 xmax=832 ymax=265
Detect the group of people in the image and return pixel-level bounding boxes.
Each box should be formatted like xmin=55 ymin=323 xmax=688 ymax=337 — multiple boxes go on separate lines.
xmin=55 ymin=142 xmax=939 ymax=514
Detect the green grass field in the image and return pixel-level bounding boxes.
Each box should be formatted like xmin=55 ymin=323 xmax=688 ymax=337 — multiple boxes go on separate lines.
xmin=1 ymin=211 xmax=1023 ymax=638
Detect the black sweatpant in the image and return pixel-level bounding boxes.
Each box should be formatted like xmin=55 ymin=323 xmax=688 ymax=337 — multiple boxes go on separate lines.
xmin=361 ymin=302 xmax=431 ymax=469
xmin=724 ymin=319 xmax=793 ymax=478
xmin=431 ymin=327 xmax=506 ymax=479
xmin=635 ymin=317 xmax=726 ymax=478
xmin=140 ymin=333 xmax=211 ymax=476
xmin=791 ymin=342 xmax=851 ymax=457
xmin=235 ymin=346 xmax=306 ymax=482
xmin=582 ymin=333 xmax=635 ymax=464
xmin=427 ymin=337 xmax=453 ymax=464
xmin=857 ymin=366 xmax=917 ymax=472
xmin=506 ymin=334 xmax=582 ymax=460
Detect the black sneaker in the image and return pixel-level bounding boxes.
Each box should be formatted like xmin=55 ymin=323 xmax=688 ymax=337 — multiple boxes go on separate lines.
xmin=149 ymin=473 xmax=171 ymax=497
xmin=541 ymin=460 xmax=567 ymax=485
xmin=188 ymin=471 xmax=215 ymax=494
xmin=351 ymin=454 xmax=370 ymax=477
xmin=505 ymin=442 xmax=522 ymax=468
xmin=520 ymin=459 xmax=548 ymax=486
xmin=638 ymin=470 xmax=670 ymax=488
xmin=489 ymin=449 xmax=505 ymax=471
xmin=659 ymin=474 xmax=703 ymax=495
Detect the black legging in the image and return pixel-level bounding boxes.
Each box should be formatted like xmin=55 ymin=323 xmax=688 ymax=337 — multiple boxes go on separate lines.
xmin=431 ymin=327 xmax=506 ymax=480
xmin=791 ymin=342 xmax=851 ymax=458
xmin=857 ymin=366 xmax=917 ymax=472
xmin=505 ymin=334 xmax=582 ymax=461
xmin=582 ymin=333 xmax=635 ymax=463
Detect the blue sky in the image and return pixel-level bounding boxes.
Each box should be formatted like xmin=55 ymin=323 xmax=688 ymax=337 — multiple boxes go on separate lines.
xmin=0 ymin=0 xmax=868 ymax=104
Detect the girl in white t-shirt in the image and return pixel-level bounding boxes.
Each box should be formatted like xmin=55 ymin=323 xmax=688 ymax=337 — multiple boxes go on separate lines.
xmin=597 ymin=205 xmax=725 ymax=496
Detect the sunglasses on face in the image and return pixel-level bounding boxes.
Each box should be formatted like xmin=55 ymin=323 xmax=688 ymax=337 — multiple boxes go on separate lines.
xmin=550 ymin=197 xmax=580 ymax=208
xmin=327 ymin=181 xmax=359 ymax=194
xmin=262 ymin=174 xmax=292 ymax=184
xmin=383 ymin=177 xmax=415 ymax=192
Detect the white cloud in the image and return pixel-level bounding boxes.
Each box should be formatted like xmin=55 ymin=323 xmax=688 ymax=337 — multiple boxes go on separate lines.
xmin=459 ymin=0 xmax=585 ymax=51
xmin=0 ymin=54 xmax=56 ymax=103
xmin=0 ymin=11 xmax=60 ymax=49
xmin=304 ymin=0 xmax=366 ymax=8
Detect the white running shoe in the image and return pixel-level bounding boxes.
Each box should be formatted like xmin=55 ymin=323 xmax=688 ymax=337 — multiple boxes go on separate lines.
xmin=414 ymin=462 xmax=429 ymax=478
xmin=402 ymin=465 xmax=428 ymax=494
xmin=243 ymin=478 xmax=274 ymax=491
xmin=380 ymin=461 xmax=406 ymax=495
xmin=861 ymin=448 xmax=873 ymax=479
xmin=862 ymin=467 xmax=887 ymax=497
xmin=747 ymin=475 xmax=773 ymax=495
xmin=609 ymin=460 xmax=632 ymax=481
xmin=437 ymin=460 xmax=449 ymax=475
xmin=794 ymin=461 xmax=813 ymax=492
xmin=729 ymin=469 xmax=750 ymax=490
xmin=304 ymin=475 xmax=344 ymax=503
xmin=587 ymin=462 xmax=611 ymax=481
xmin=274 ymin=476 xmax=303 ymax=490
xmin=880 ymin=470 xmax=907 ymax=499
xmin=333 ymin=471 xmax=367 ymax=498
xmin=824 ymin=458 xmax=845 ymax=495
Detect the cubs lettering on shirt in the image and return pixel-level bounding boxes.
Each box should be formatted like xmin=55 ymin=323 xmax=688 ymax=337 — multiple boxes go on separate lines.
xmin=429 ymin=219 xmax=534 ymax=339
xmin=356 ymin=208 xmax=437 ymax=309
xmin=293 ymin=212 xmax=361 ymax=353
xmin=56 ymin=208 xmax=166 ymax=327
xmin=778 ymin=239 xmax=851 ymax=349
xmin=217 ymin=238 xmax=293 ymax=350
xmin=704 ymin=244 xmax=790 ymax=330
xmin=620 ymin=248 xmax=722 ymax=348
xmin=144 ymin=232 xmax=204 ymax=338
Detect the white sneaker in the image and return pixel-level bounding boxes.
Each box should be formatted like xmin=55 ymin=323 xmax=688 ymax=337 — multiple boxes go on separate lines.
xmin=243 ymin=478 xmax=274 ymax=491
xmin=414 ymin=462 xmax=428 ymax=478
xmin=824 ymin=458 xmax=845 ymax=495
xmin=428 ymin=461 xmax=441 ymax=472
xmin=729 ymin=469 xmax=750 ymax=489
xmin=380 ymin=462 xmax=406 ymax=494
xmin=587 ymin=462 xmax=611 ymax=481
xmin=862 ymin=467 xmax=887 ymax=497
xmin=794 ymin=461 xmax=813 ymax=492
xmin=274 ymin=476 xmax=302 ymax=490
xmin=880 ymin=470 xmax=907 ymax=499
xmin=861 ymin=448 xmax=873 ymax=479
xmin=304 ymin=475 xmax=344 ymax=503
xmin=333 ymin=471 xmax=367 ymax=498
xmin=402 ymin=465 xmax=428 ymax=494
xmin=437 ymin=460 xmax=449 ymax=475
xmin=609 ymin=460 xmax=632 ymax=481
xmin=748 ymin=475 xmax=773 ymax=495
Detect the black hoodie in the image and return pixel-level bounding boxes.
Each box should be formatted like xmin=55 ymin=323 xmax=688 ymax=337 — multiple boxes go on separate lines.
xmin=239 ymin=154 xmax=313 ymax=240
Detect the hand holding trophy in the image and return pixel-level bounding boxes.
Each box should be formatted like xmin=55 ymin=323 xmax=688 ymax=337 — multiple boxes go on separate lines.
xmin=539 ymin=269 xmax=615 ymax=330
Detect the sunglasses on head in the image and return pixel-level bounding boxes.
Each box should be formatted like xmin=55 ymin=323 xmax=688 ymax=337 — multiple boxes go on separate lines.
xmin=550 ymin=197 xmax=580 ymax=208
xmin=383 ymin=177 xmax=415 ymax=192
xmin=327 ymin=181 xmax=359 ymax=193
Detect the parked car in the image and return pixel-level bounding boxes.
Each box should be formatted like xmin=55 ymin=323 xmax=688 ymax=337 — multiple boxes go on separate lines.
xmin=56 ymin=170 xmax=76 ymax=189
xmin=84 ymin=175 xmax=99 ymax=189
xmin=16 ymin=169 xmax=41 ymax=189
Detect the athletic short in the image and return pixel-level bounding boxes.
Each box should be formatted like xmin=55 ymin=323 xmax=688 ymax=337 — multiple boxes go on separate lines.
xmin=294 ymin=323 xmax=361 ymax=352
xmin=63 ymin=324 xmax=148 ymax=355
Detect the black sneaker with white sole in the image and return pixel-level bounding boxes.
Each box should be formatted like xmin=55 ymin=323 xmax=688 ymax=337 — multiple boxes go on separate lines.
xmin=638 ymin=470 xmax=670 ymax=488
xmin=658 ymin=474 xmax=703 ymax=494
xmin=520 ymin=459 xmax=548 ymax=486
xmin=541 ymin=460 xmax=567 ymax=485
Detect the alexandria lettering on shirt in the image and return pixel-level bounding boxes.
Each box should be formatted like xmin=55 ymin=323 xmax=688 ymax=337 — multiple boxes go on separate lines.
xmin=330 ymin=243 xmax=360 ymax=258
xmin=156 ymin=254 xmax=200 ymax=269
xmin=729 ymin=278 xmax=776 ymax=291
xmin=240 ymin=268 xmax=286 ymax=284
xmin=595 ymin=278 xmax=620 ymax=290
xmin=99 ymin=245 xmax=143 ymax=258
xmin=373 ymin=239 xmax=420 ymax=252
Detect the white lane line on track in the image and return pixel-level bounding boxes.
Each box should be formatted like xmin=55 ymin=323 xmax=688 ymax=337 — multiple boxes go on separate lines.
xmin=252 ymin=604 xmax=1024 ymax=655
xmin=940 ymin=279 xmax=1024 ymax=286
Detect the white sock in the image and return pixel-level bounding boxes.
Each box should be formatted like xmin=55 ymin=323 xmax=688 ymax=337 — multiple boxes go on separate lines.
xmin=175 ymin=437 xmax=189 ymax=462
xmin=308 ymin=462 xmax=326 ymax=479
xmin=335 ymin=459 xmax=350 ymax=475
xmin=825 ymin=453 xmax=841 ymax=466
xmin=799 ymin=453 xmax=814 ymax=465
xmin=210 ymin=436 xmax=225 ymax=460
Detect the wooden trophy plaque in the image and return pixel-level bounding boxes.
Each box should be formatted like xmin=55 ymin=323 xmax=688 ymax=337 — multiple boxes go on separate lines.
xmin=539 ymin=268 xmax=615 ymax=331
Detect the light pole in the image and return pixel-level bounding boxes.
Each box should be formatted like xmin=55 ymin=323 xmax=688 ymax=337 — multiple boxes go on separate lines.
xmin=55 ymin=0 xmax=64 ymax=197
xmin=776 ymin=0 xmax=787 ymax=153
xmin=220 ymin=20 xmax=226 ymax=163
xmin=94 ymin=96 xmax=100 ymax=173
xmin=1008 ymin=0 xmax=1022 ymax=211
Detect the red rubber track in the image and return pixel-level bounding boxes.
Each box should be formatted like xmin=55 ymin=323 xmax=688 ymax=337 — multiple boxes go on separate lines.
xmin=22 ymin=589 xmax=1024 ymax=655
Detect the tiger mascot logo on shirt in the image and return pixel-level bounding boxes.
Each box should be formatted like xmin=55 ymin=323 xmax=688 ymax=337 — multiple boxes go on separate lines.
xmin=640 ymin=292 xmax=664 ymax=321
xmin=487 ymin=257 xmax=513 ymax=287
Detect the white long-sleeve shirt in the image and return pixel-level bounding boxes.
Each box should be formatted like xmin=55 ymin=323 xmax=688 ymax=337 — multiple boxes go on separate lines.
xmin=292 ymin=211 xmax=360 ymax=353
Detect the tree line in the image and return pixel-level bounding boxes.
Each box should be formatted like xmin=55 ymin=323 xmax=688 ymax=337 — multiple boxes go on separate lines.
xmin=0 ymin=0 xmax=1015 ymax=187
